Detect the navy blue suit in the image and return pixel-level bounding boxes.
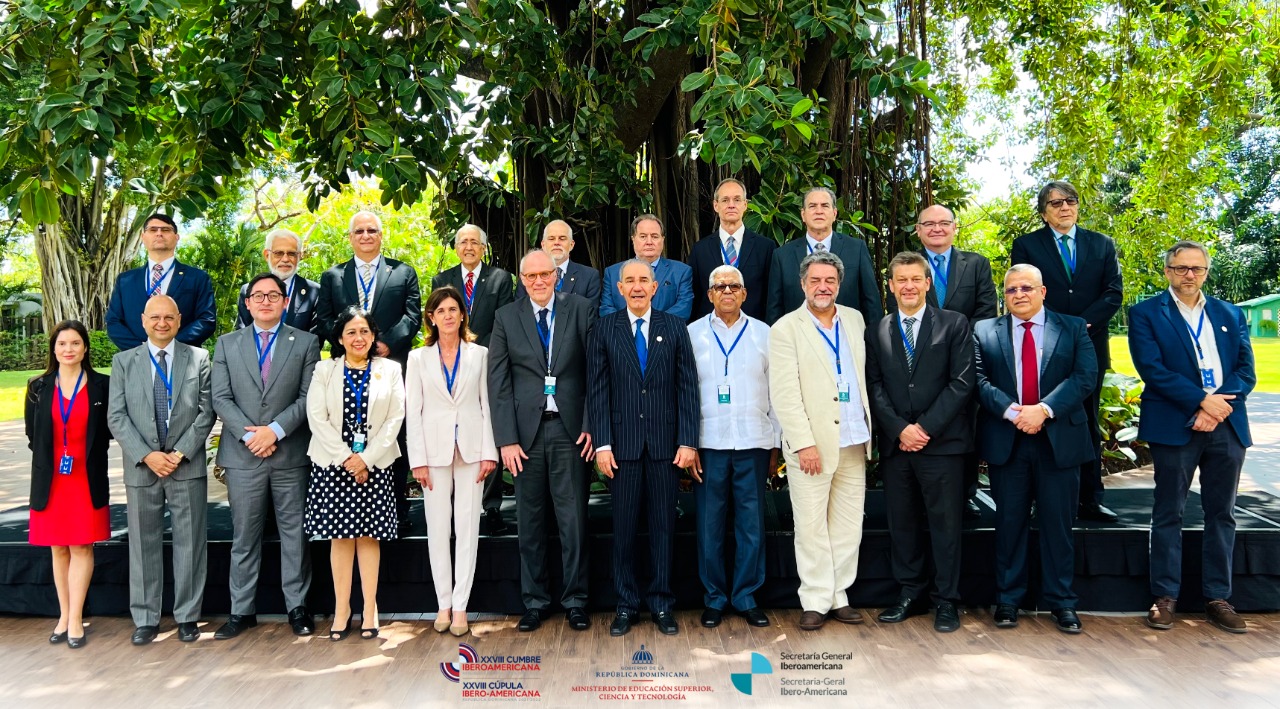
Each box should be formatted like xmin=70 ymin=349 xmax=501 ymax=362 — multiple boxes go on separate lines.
xmin=600 ymin=258 xmax=694 ymax=321
xmin=974 ymin=309 xmax=1097 ymax=609
xmin=687 ymin=230 xmax=777 ymax=321
xmin=106 ymin=261 xmax=217 ymax=351
xmin=587 ymin=309 xmax=700 ymax=613
xmin=766 ymin=233 xmax=883 ymax=326
xmin=1129 ymin=291 xmax=1255 ymax=601
xmin=516 ymin=260 xmax=603 ymax=310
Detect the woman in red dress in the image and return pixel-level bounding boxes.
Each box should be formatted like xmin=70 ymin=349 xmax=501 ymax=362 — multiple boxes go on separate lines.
xmin=25 ymin=320 xmax=111 ymax=649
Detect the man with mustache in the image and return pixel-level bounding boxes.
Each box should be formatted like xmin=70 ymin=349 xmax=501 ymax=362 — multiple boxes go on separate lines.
xmin=235 ymin=229 xmax=321 ymax=333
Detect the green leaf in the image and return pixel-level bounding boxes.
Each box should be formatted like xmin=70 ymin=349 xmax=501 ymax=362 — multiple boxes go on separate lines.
xmin=623 ymin=27 xmax=650 ymax=43
xmin=363 ymin=124 xmax=393 ymax=147
xmin=42 ymin=93 xmax=80 ymax=108
xmin=681 ymin=71 xmax=711 ymax=92
xmin=790 ymin=98 xmax=813 ymax=118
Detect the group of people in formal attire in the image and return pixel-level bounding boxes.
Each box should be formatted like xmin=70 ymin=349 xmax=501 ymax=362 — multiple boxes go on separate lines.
xmin=24 ymin=178 xmax=1255 ymax=649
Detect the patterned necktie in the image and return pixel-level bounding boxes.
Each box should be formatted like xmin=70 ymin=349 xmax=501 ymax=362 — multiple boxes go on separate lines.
xmin=360 ymin=263 xmax=374 ymax=308
xmin=903 ymin=316 xmax=917 ymax=370
xmin=1057 ymin=234 xmax=1075 ymax=277
xmin=153 ymin=349 xmax=169 ymax=450
xmin=465 ymin=271 xmax=475 ymax=307
xmin=933 ymin=254 xmax=947 ymax=305
xmin=150 ymin=263 xmax=164 ymax=297
xmin=537 ymin=308 xmax=551 ymax=363
xmin=634 ymin=318 xmax=648 ymax=374
xmin=725 ymin=236 xmax=737 ymax=265
xmin=1020 ymin=322 xmax=1039 ymax=405
xmin=814 ymin=241 xmax=826 ymax=252
xmin=258 ymin=330 xmax=272 ymax=387
xmin=555 ymin=267 xmax=563 ymax=290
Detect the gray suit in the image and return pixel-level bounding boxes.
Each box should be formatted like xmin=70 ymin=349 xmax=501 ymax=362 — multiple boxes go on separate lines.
xmin=107 ymin=342 xmax=216 ymax=627
xmin=212 ymin=323 xmax=321 ymax=615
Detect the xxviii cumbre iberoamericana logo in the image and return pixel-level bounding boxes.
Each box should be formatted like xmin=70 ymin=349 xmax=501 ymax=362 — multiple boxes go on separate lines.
xmin=731 ymin=652 xmax=773 ymax=695
xmin=440 ymin=642 xmax=543 ymax=698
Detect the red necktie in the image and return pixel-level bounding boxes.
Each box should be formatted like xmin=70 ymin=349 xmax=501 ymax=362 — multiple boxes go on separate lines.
xmin=465 ymin=271 xmax=475 ymax=304
xmin=1020 ymin=322 xmax=1039 ymax=405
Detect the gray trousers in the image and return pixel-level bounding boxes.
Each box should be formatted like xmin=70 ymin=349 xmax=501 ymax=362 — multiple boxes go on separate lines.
xmin=126 ymin=475 xmax=208 ymax=627
xmin=225 ymin=465 xmax=312 ymax=615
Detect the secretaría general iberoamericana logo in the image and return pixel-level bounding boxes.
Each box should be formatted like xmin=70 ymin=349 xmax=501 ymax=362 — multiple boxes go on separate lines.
xmin=731 ymin=652 xmax=773 ymax=695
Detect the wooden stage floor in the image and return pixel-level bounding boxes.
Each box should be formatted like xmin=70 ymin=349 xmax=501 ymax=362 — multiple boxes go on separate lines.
xmin=1 ymin=608 xmax=1277 ymax=708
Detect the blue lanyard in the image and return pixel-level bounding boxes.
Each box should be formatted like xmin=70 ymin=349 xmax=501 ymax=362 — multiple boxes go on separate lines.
xmin=56 ymin=371 xmax=85 ymax=452
xmin=282 ymin=277 xmax=296 ymax=325
xmin=720 ymin=241 xmax=739 ymax=266
xmin=928 ymin=254 xmax=948 ymax=289
xmin=254 ymin=326 xmax=281 ymax=370
xmin=709 ymin=315 xmax=749 ymax=377
xmin=440 ymin=344 xmax=461 ymax=394
xmin=1184 ymin=309 xmax=1207 ymax=361
xmin=898 ymin=317 xmax=916 ymax=361
xmin=357 ymin=261 xmax=376 ymax=307
xmin=148 ymin=349 xmax=173 ymax=410
xmin=536 ymin=308 xmax=555 ymax=371
xmin=815 ymin=320 xmax=843 ymax=378
xmin=342 ymin=364 xmax=371 ymax=430
xmin=145 ymin=261 xmax=177 ymax=297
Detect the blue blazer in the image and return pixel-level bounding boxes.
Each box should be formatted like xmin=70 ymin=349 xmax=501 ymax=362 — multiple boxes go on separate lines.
xmin=105 ymin=260 xmax=217 ymax=351
xmin=599 ymin=258 xmax=694 ymax=321
xmin=586 ymin=309 xmax=700 ymax=461
xmin=973 ymin=310 xmax=1097 ymax=469
xmin=1128 ymin=291 xmax=1254 ymax=447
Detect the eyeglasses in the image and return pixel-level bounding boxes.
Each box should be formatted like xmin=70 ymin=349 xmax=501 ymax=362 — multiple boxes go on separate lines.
xmin=1167 ymin=265 xmax=1208 ymax=276
xmin=1004 ymin=285 xmax=1039 ymax=295
xmin=269 ymin=250 xmax=300 ymax=259
xmin=351 ymin=228 xmax=381 ymax=236
xmin=1046 ymin=198 xmax=1079 ymax=208
xmin=917 ymin=220 xmax=955 ymax=229
xmin=144 ymin=226 xmax=176 ymax=234
xmin=710 ymin=283 xmax=744 ymax=293
xmin=522 ymin=270 xmax=557 ymax=282
xmin=248 ymin=292 xmax=284 ymax=303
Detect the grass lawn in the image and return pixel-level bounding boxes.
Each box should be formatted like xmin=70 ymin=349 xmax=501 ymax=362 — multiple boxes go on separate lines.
xmin=1110 ymin=335 xmax=1280 ymax=392
xmin=0 ymin=366 xmax=116 ymax=422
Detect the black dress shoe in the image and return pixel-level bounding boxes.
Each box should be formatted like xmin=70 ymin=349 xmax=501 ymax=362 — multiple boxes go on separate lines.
xmin=566 ymin=608 xmax=591 ymax=631
xmin=934 ymin=602 xmax=960 ymax=633
xmin=738 ymin=608 xmax=770 ymax=627
xmin=1051 ymin=608 xmax=1083 ymax=634
xmin=652 ymin=611 xmax=679 ymax=636
xmin=610 ymin=611 xmax=637 ymax=637
xmin=518 ymin=608 xmax=545 ymax=632
xmin=1078 ymin=503 xmax=1119 ymax=523
xmin=131 ymin=625 xmax=159 ymax=645
xmin=288 ymin=606 xmax=314 ymax=636
xmin=993 ymin=604 xmax=1018 ymax=628
xmin=480 ymin=508 xmax=508 ymax=536
xmin=877 ymin=597 xmax=928 ymax=624
xmin=701 ymin=608 xmax=723 ymax=628
xmin=177 ymin=621 xmax=200 ymax=642
xmin=964 ymin=498 xmax=982 ymax=520
xmin=214 ymin=614 xmax=257 ymax=640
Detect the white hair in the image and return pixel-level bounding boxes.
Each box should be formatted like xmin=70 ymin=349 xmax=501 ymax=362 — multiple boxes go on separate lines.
xmin=264 ymin=228 xmax=301 ymax=251
xmin=1004 ymin=263 xmax=1044 ymax=286
xmin=454 ymin=223 xmax=488 ymax=247
xmin=708 ymin=264 xmax=744 ymax=288
xmin=542 ymin=219 xmax=574 ymax=240
xmin=519 ymin=249 xmax=555 ymax=273
xmin=348 ymin=210 xmax=383 ymax=233
xmin=617 ymin=258 xmax=656 ymax=282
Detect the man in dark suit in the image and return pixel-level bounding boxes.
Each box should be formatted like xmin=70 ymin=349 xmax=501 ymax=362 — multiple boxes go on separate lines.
xmin=489 ymin=250 xmax=597 ymax=633
xmin=688 ymin=178 xmax=777 ymax=321
xmin=974 ymin=264 xmax=1097 ymax=634
xmin=1129 ymin=241 xmax=1255 ymax=634
xmin=917 ymin=204 xmax=998 ymax=519
xmin=600 ymin=214 xmax=695 ymax=320
xmin=313 ymin=210 xmax=422 ymax=526
xmin=1010 ymin=181 xmax=1123 ymax=523
xmin=433 ymin=223 xmax=516 ymax=534
xmin=766 ymin=187 xmax=882 ymax=325
xmin=588 ymin=259 xmax=700 ymax=637
xmin=235 ymin=229 xmax=321 ymax=333
xmin=515 ymin=220 xmax=603 ymax=308
xmin=106 ymin=213 xmax=217 ymax=351
xmin=866 ymin=252 xmax=974 ymax=633
xmin=212 ymin=273 xmax=322 ymax=640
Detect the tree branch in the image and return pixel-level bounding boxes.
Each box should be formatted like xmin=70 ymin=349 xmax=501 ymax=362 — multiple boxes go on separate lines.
xmin=612 ymin=45 xmax=689 ymax=153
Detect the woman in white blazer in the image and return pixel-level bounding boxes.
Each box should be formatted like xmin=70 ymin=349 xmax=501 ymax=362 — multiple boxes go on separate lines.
xmin=406 ymin=286 xmax=497 ymax=637
xmin=305 ymin=306 xmax=406 ymax=641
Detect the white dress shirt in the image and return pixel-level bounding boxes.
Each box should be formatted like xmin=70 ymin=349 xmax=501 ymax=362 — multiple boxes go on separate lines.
xmin=718 ymin=225 xmax=746 ymax=264
xmin=805 ymin=234 xmax=833 ymax=253
xmin=806 ymin=310 xmax=870 ymax=447
xmin=597 ymin=308 xmax=654 ymax=455
xmin=145 ymin=256 xmax=177 ymax=295
xmin=1004 ymin=308 xmax=1054 ymax=420
xmin=248 ymin=321 xmax=287 ymax=441
xmin=146 ymin=340 xmax=177 ymax=425
xmin=1171 ymin=288 xmax=1224 ymax=394
xmin=531 ymin=297 xmax=559 ymax=412
xmin=354 ymin=255 xmax=381 ymax=308
xmin=688 ymin=313 xmax=781 ymax=450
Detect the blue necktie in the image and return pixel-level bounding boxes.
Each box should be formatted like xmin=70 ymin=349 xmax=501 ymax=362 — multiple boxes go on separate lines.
xmin=634 ymin=318 xmax=648 ymax=374
xmin=933 ymin=254 xmax=947 ymax=305
xmin=537 ymin=308 xmax=551 ymax=362
xmin=1057 ymin=234 xmax=1076 ymax=277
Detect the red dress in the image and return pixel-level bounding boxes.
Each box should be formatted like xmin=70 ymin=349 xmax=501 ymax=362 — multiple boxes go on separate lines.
xmin=28 ymin=389 xmax=110 ymax=546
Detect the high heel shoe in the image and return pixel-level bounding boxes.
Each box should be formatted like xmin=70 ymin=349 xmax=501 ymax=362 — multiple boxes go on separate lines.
xmin=449 ymin=615 xmax=469 ymax=637
xmin=434 ymin=612 xmax=451 ymax=633
xmin=329 ymin=613 xmax=352 ymax=642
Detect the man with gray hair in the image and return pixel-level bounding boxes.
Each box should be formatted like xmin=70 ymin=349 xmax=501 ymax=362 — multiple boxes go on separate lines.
xmin=515 ymin=220 xmax=603 ymax=308
xmin=236 ymin=228 xmax=322 ymax=333
xmin=600 ymin=214 xmax=695 ymax=320
xmin=688 ymin=178 xmax=777 ymax=321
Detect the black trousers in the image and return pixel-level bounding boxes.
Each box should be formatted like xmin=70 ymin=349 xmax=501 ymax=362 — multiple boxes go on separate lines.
xmin=515 ymin=418 xmax=589 ymax=610
xmin=1079 ymin=348 xmax=1106 ymax=507
xmin=610 ymin=450 xmax=678 ymax=613
xmin=882 ymin=452 xmax=964 ymax=603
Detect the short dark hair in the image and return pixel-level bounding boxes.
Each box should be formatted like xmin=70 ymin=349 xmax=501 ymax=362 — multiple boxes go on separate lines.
xmin=888 ymin=251 xmax=930 ymax=279
xmin=630 ymin=213 xmax=664 ymax=237
xmin=245 ymin=273 xmax=287 ymax=297
xmin=142 ymin=213 xmax=178 ymax=231
xmin=37 ymin=320 xmax=94 ymax=379
xmin=422 ymin=286 xmax=477 ymax=346
xmin=1036 ymin=181 xmax=1079 ymax=214
xmin=329 ymin=306 xmax=382 ymax=359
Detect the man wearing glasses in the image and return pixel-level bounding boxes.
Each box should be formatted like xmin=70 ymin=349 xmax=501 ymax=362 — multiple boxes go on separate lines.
xmin=1128 ymin=241 xmax=1255 ymax=634
xmin=235 ymin=229 xmax=321 ymax=333
xmin=687 ymin=179 xmax=777 ymax=321
xmin=1011 ymin=181 xmax=1123 ymax=523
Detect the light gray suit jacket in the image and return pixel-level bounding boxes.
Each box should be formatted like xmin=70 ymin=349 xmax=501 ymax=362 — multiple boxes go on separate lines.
xmin=212 ymin=323 xmax=321 ymax=471
xmin=107 ymin=341 xmax=216 ymax=487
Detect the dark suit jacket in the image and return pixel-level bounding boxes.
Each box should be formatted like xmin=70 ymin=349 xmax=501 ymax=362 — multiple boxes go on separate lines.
xmin=766 ymin=233 xmax=883 ymax=326
xmin=25 ymin=370 xmax=111 ymax=511
xmin=600 ymin=258 xmax=694 ymax=320
xmin=587 ymin=309 xmax=700 ymax=461
xmin=973 ymin=310 xmax=1098 ymax=469
xmin=488 ymin=293 xmax=596 ymax=450
xmin=688 ymin=230 xmax=777 ymax=321
xmin=314 ymin=256 xmax=422 ymax=362
xmin=515 ymin=260 xmax=602 ymax=310
xmin=1128 ymin=291 xmax=1254 ymax=447
xmin=922 ymin=248 xmax=998 ymax=322
xmin=105 ymin=260 xmax=217 ymax=350
xmin=432 ymin=263 xmax=515 ymax=347
xmin=866 ymin=306 xmax=975 ymax=457
xmin=1010 ymin=226 xmax=1123 ymax=370
xmin=235 ymin=276 xmax=322 ymax=333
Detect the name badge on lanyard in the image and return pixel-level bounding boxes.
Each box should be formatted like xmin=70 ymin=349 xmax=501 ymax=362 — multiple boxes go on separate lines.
xmin=717 ymin=383 xmax=731 ymax=404
xmin=538 ymin=309 xmax=556 ymax=394
xmin=1184 ymin=310 xmax=1216 ymax=388
xmin=343 ymin=365 xmax=371 ymax=453
xmin=57 ymin=370 xmax=84 ymax=475
xmin=815 ymin=319 xmax=850 ymax=401
xmin=544 ymin=376 xmax=557 ymax=395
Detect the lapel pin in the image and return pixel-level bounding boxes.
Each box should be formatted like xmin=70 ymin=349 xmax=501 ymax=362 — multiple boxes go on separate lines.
xmin=1220 ymin=326 xmax=1227 ymax=332
xmin=656 ymin=335 xmax=663 ymax=342
xmin=301 ymin=288 xmax=307 ymax=295
xmin=288 ymin=336 xmax=295 ymax=341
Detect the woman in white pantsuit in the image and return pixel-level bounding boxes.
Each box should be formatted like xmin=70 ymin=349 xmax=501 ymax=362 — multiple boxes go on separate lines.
xmin=406 ymin=286 xmax=498 ymax=637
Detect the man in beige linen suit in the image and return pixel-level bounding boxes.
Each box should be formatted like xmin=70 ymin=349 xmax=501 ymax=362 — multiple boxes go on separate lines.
xmin=769 ymin=251 xmax=873 ymax=631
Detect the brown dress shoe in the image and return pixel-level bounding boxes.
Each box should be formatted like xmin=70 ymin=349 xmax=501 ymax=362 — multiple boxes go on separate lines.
xmin=798 ymin=611 xmax=826 ymax=631
xmin=1145 ymin=596 xmax=1175 ymax=630
xmin=1205 ymin=599 xmax=1246 ymax=634
xmin=830 ymin=606 xmax=864 ymax=624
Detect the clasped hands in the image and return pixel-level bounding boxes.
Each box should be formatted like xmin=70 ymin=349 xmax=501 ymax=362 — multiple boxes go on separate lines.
xmin=1193 ymin=393 xmax=1235 ymax=432
xmin=1008 ymin=403 xmax=1049 ymax=434
xmin=143 ymin=450 xmax=185 ymax=477
xmin=243 ymin=425 xmax=278 ymax=458
xmin=595 ymin=444 xmax=696 ymax=480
